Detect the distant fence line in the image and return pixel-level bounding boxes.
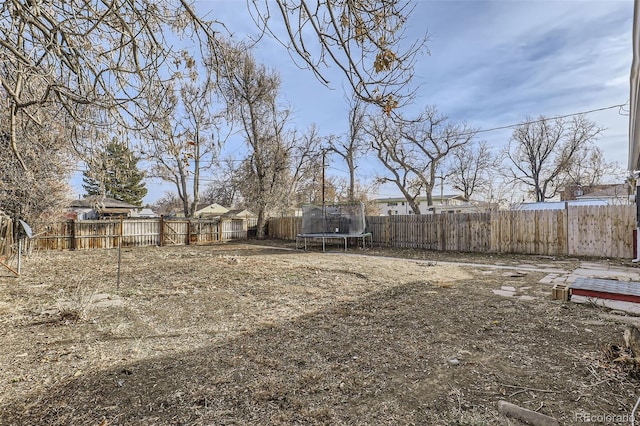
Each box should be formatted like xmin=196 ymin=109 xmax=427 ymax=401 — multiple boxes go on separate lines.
xmin=29 ymin=217 xmax=258 ymax=251
xmin=267 ymin=205 xmax=637 ymax=259
xmin=13 ymin=205 xmax=639 ymax=259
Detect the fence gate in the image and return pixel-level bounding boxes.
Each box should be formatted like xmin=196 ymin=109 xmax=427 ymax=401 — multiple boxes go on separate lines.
xmin=162 ymin=220 xmax=189 ymax=245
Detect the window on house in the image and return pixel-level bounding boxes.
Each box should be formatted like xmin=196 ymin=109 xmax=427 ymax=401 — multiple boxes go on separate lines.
xmin=387 ymin=202 xmax=398 ymax=207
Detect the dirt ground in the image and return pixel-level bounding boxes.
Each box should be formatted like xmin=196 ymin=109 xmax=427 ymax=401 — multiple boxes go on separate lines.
xmin=0 ymin=241 xmax=639 ymax=425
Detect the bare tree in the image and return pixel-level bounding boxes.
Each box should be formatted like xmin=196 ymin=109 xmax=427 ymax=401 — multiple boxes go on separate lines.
xmin=236 ymin=147 xmax=291 ymax=236
xmin=447 ymin=141 xmax=496 ymax=200
xmin=250 ymin=0 xmax=427 ymax=113
xmin=151 ymin=191 xmax=185 ymax=217
xmin=143 ymin=79 xmax=226 ymax=217
xmin=0 ymin=0 xmax=221 ymax=170
xmin=201 ymin=158 xmax=243 ymax=208
xmin=477 ymin=178 xmax=517 ymax=208
xmin=564 ymin=146 xmax=626 ymax=188
xmin=367 ymin=115 xmax=423 ymax=214
xmin=220 ymin=47 xmax=327 ymax=233
xmin=293 ymin=162 xmax=341 ymax=206
xmin=286 ymin=125 xmax=324 ymax=207
xmin=367 ymin=106 xmax=476 ymax=213
xmin=0 ymin=95 xmax=72 ymax=224
xmin=504 ymin=115 xmax=602 ymax=202
xmin=330 ymin=176 xmax=380 ymax=214
xmin=327 ymin=96 xmax=368 ymax=201
xmin=220 ymin=49 xmax=294 ymax=237
xmin=2 ymin=0 xmax=426 ymax=187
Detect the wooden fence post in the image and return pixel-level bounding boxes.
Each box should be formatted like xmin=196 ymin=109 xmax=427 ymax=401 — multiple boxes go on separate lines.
xmin=68 ymin=219 xmax=76 ymax=251
xmin=564 ymin=206 xmax=570 ymax=257
xmin=117 ymin=217 xmax=123 ymax=289
xmin=385 ymin=216 xmax=390 ymax=247
xmin=159 ymin=215 xmax=165 ymax=247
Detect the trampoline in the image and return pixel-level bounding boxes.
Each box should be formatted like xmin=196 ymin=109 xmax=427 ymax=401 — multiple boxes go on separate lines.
xmin=296 ymin=202 xmax=372 ymax=252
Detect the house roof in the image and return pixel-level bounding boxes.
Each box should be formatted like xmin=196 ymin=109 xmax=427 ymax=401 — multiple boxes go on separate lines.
xmin=576 ymin=184 xmax=630 ymax=199
xmin=69 ymin=196 xmax=137 ymax=209
xmin=100 ymin=208 xmax=134 ymax=215
xmin=222 ymin=209 xmax=256 ymax=218
xmin=514 ymin=200 xmax=608 ymax=211
xmin=136 ymin=208 xmax=158 ymax=217
xmin=194 ymin=203 xmax=229 ymax=215
xmin=375 ymin=195 xmax=468 ymax=203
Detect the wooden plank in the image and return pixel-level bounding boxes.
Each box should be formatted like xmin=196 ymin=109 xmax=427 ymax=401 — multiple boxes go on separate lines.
xmin=572 ymin=288 xmax=640 ymax=303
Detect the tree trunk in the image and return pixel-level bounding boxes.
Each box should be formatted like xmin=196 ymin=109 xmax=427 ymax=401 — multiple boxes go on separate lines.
xmin=190 ymin=128 xmax=201 ymax=217
xmin=425 ymin=189 xmax=433 ymax=207
xmin=256 ymin=207 xmax=267 ymax=239
xmin=348 ymin=153 xmax=356 ymax=201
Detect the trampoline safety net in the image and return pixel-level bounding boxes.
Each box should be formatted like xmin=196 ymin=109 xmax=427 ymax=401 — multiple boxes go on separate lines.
xmin=300 ymin=202 xmax=366 ymax=235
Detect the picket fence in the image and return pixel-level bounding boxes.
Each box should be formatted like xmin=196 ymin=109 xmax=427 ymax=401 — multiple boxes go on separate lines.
xmin=29 ymin=217 xmax=257 ymax=251
xmin=267 ymin=205 xmax=637 ymax=259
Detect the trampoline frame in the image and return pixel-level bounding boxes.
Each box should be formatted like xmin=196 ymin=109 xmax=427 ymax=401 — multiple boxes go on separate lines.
xmin=295 ymin=232 xmax=373 ymax=252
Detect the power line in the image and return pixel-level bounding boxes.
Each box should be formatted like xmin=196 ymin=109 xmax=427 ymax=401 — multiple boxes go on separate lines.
xmin=370 ymin=102 xmax=628 ymax=149
xmin=71 ymin=102 xmax=629 ymax=192
xmin=468 ymin=102 xmax=628 ymax=137
xmin=326 ymin=165 xmax=350 ymax=174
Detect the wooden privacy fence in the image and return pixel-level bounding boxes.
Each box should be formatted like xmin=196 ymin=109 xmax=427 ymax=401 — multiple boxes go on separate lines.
xmin=267 ymin=205 xmax=637 ymax=259
xmin=30 ymin=217 xmax=257 ymax=251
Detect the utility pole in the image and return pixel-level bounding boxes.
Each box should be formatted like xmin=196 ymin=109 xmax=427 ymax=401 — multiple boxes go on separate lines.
xmin=322 ymin=149 xmax=326 ymax=212
xmin=436 ymin=173 xmax=448 ymax=206
xmin=322 ymin=149 xmax=327 ymax=241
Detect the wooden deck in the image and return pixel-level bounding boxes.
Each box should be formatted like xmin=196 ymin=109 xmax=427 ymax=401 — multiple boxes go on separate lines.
xmin=570 ymin=277 xmax=640 ymax=304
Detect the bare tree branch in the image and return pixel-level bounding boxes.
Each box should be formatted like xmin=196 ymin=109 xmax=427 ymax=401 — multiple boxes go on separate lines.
xmin=503 ymin=115 xmax=602 ymax=202
xmin=327 ymin=95 xmax=368 ymax=201
xmin=249 ymin=0 xmax=428 ymax=113
xmin=0 ymin=0 xmax=222 ymax=170
xmin=367 ymin=106 xmax=476 ymax=213
xmin=447 ymin=141 xmax=496 ymax=200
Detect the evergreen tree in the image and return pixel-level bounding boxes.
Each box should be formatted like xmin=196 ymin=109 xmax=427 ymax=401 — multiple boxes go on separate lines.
xmin=83 ymin=138 xmax=147 ymax=206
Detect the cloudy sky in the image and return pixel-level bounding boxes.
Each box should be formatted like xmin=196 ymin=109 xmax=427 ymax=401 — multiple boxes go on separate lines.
xmin=72 ymin=1 xmax=635 ymax=203
xmin=211 ymin=0 xmax=633 ymax=200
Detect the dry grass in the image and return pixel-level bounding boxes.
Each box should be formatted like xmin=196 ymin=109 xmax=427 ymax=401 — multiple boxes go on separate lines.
xmin=0 ymin=242 xmax=638 ymax=425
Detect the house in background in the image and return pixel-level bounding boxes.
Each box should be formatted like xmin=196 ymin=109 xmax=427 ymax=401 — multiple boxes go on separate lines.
xmin=193 ymin=203 xmax=229 ymax=218
xmin=574 ymin=184 xmax=632 ymax=205
xmin=513 ymin=199 xmax=608 ymax=211
xmin=66 ymin=197 xmax=139 ymax=220
xmin=513 ymin=184 xmax=631 ymax=211
xmin=561 ymin=183 xmax=631 ymax=205
xmin=170 ymin=203 xmax=256 ymax=219
xmin=132 ymin=208 xmax=158 ymax=218
xmin=222 ymin=209 xmax=256 ymax=219
xmin=172 ymin=203 xmax=230 ymax=218
xmin=374 ymin=195 xmax=494 ymax=215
